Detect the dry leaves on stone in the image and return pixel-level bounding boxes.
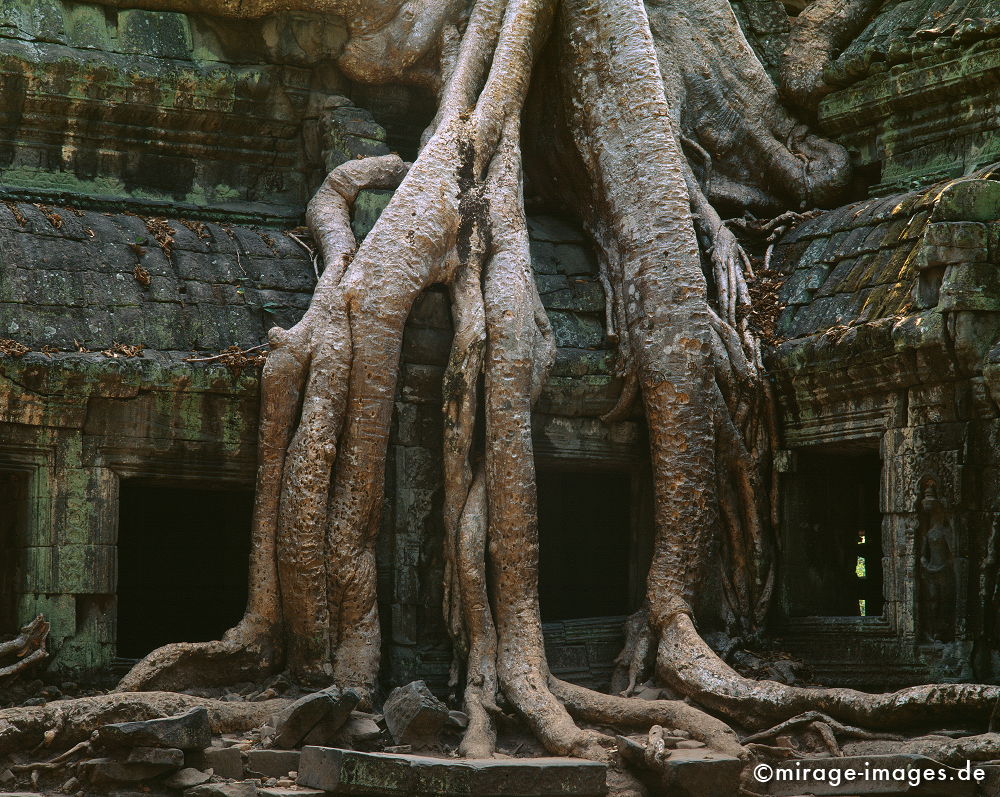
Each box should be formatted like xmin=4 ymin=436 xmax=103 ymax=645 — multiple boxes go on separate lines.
xmin=179 ymin=219 xmax=211 ymax=240
xmin=4 ymin=201 xmax=27 ymax=227
xmin=0 ymin=339 xmax=29 ymax=357
xmin=184 ymin=345 xmax=268 ymax=378
xmin=144 ymin=217 xmax=176 ymax=256
xmin=101 ymin=342 xmax=144 ymax=359
xmin=35 ymin=204 xmax=62 ymax=229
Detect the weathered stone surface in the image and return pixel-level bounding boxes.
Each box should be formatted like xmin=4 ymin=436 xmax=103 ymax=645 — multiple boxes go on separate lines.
xmin=272 ymin=693 xmax=336 ymax=749
xmin=80 ymin=756 xmax=176 ymax=784
xmin=333 ymin=714 xmax=382 ymax=747
xmin=186 ymin=745 xmax=245 ymax=779
xmin=382 ymin=681 xmax=448 ymax=747
xmin=98 ymin=707 xmax=212 ymax=751
xmin=301 ymin=688 xmax=362 ymax=746
xmin=258 ymin=789 xmax=324 ymax=797
xmin=164 ymin=767 xmax=213 ymax=789
xmin=298 ymin=746 xmax=607 ymax=796
xmin=247 ymin=749 xmax=301 ymax=778
xmin=658 ymin=748 xmax=742 ymax=797
xmin=125 ymin=746 xmax=184 ymax=767
xmin=185 ymin=782 xmax=259 ymax=797
xmin=271 ymin=690 xmax=351 ymax=749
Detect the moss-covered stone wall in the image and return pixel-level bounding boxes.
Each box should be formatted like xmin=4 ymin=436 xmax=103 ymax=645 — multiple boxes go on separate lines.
xmin=0 ymin=0 xmax=364 ymax=221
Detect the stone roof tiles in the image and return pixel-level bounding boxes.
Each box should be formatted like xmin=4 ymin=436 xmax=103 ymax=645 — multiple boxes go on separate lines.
xmin=773 ymin=168 xmax=1000 ymax=342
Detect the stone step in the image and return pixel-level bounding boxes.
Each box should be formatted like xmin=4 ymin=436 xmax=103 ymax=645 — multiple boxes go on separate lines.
xmin=247 ymin=748 xmax=301 ymax=778
xmin=298 ymin=746 xmax=607 ymax=796
xmin=659 ymin=748 xmax=742 ymax=796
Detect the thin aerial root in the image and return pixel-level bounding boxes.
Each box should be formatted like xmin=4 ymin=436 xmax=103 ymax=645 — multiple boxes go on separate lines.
xmin=0 ymin=648 xmax=47 ymax=681
xmin=742 ymin=711 xmax=905 ymax=745
xmin=0 ymin=615 xmax=48 ymax=681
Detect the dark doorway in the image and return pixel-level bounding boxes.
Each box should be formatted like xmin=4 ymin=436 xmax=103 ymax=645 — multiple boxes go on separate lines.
xmin=783 ymin=449 xmax=884 ymax=617
xmin=116 ymin=480 xmax=252 ymax=658
xmin=0 ymin=470 xmax=29 ymax=632
xmin=537 ymin=470 xmax=631 ymax=621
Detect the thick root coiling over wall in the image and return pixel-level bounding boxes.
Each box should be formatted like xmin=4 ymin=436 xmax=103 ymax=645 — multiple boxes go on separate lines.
xmin=99 ymin=0 xmax=1000 ymax=789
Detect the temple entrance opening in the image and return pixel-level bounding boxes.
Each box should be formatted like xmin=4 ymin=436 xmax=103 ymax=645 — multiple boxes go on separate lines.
xmin=116 ymin=480 xmax=252 ymax=659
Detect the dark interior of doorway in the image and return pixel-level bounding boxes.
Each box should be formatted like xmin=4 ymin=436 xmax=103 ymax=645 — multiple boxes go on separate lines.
xmin=116 ymin=480 xmax=252 ymax=659
xmin=537 ymin=469 xmax=631 ymax=622
xmin=0 ymin=470 xmax=29 ymax=633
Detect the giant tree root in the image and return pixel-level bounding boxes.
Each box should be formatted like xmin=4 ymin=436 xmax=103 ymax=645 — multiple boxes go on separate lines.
xmin=0 ymin=692 xmax=289 ymax=754
xmin=780 ymin=0 xmax=883 ymax=109
xmin=550 ymin=678 xmax=746 ymax=760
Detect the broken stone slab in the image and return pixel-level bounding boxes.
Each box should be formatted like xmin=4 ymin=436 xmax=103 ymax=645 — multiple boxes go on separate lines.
xmin=187 ymin=745 xmax=245 ymax=778
xmin=247 ymin=749 xmax=300 ymax=778
xmin=658 ymin=748 xmax=742 ymax=797
xmin=79 ymin=756 xmax=178 ymax=784
xmin=333 ymin=713 xmax=382 ymax=746
xmin=164 ymin=768 xmax=212 ymax=789
xmin=382 ymin=681 xmax=449 ymax=746
xmin=184 ymin=782 xmax=259 ymax=797
xmin=301 ymin=689 xmax=362 ymax=746
xmin=125 ymin=746 xmax=184 ymax=767
xmin=272 ymin=688 xmax=358 ymax=749
xmin=272 ymin=692 xmax=335 ymax=748
xmin=757 ymin=754 xmax=979 ymax=796
xmin=98 ymin=707 xmax=212 ymax=751
xmin=298 ymin=746 xmax=607 ymax=796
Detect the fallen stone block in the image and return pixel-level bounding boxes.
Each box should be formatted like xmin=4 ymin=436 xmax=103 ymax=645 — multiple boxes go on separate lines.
xmin=333 ymin=714 xmax=382 ymax=747
xmin=98 ymin=707 xmax=212 ymax=751
xmin=247 ymin=749 xmax=301 ymax=778
xmin=272 ymin=691 xmax=337 ymax=749
xmin=298 ymin=746 xmax=607 ymax=796
xmin=301 ymin=688 xmax=362 ymax=747
xmin=658 ymin=748 xmax=742 ymax=797
xmin=187 ymin=745 xmax=245 ymax=778
xmin=184 ymin=781 xmax=259 ymax=797
xmin=126 ymin=746 xmax=184 ymax=768
xmin=80 ymin=757 xmax=177 ymax=784
xmin=382 ymin=681 xmax=448 ymax=746
xmin=164 ymin=768 xmax=212 ymax=789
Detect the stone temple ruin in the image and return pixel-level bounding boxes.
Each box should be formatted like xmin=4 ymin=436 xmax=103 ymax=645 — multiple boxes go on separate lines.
xmin=3 ymin=0 xmax=1000 ymax=795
